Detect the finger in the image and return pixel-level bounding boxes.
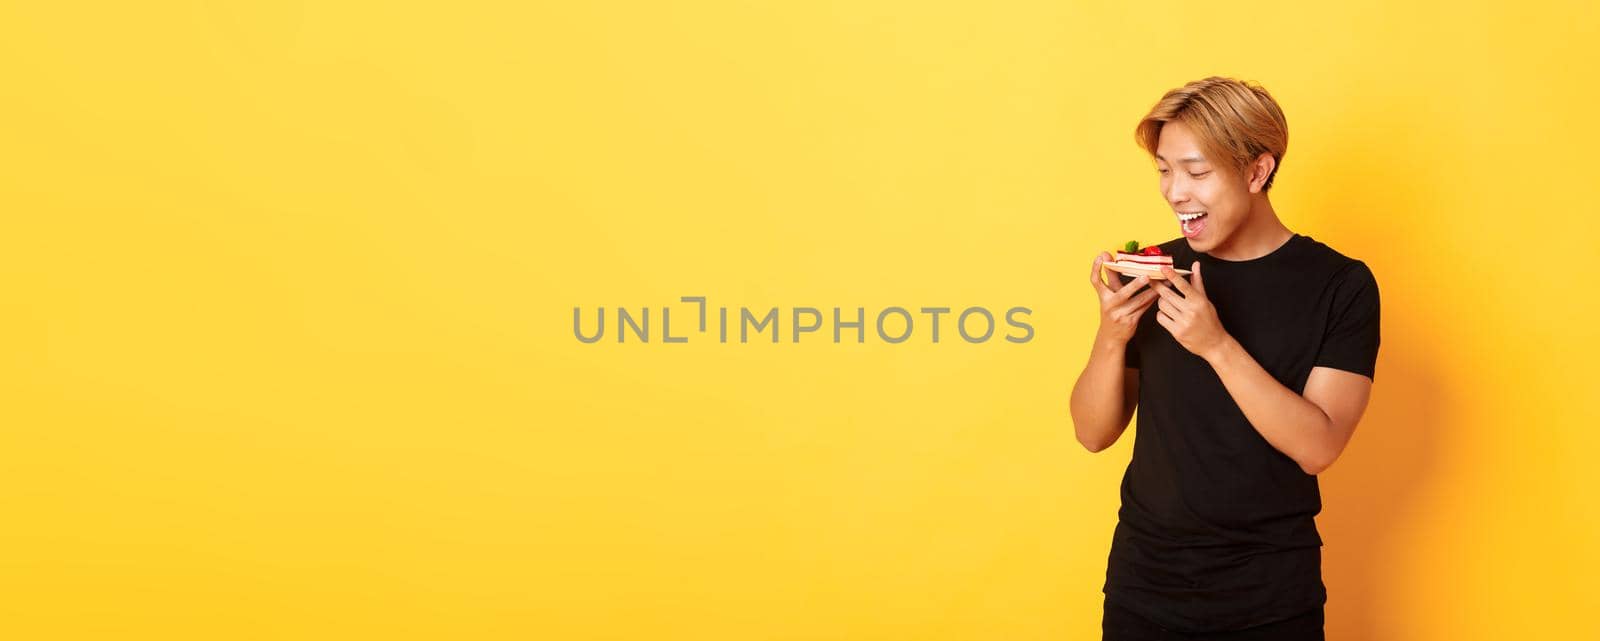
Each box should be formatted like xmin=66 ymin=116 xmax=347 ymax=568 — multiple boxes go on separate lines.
xmin=1190 ymin=261 xmax=1206 ymax=296
xmin=1156 ymin=308 xmax=1178 ymax=329
xmin=1161 ymin=266 xmax=1194 ymax=297
xmin=1090 ymin=254 xmax=1110 ymax=294
xmin=1115 ymin=293 xmax=1158 ymax=325
xmin=1151 ymin=281 xmax=1189 ymax=313
xmin=1116 ymin=289 xmax=1158 ymax=316
xmin=1159 ymin=295 xmax=1181 ymax=320
xmin=1092 ymin=253 xmax=1120 ymax=294
xmin=1115 ymin=274 xmax=1151 ymax=301
xmin=1135 ymin=290 xmax=1159 ymax=313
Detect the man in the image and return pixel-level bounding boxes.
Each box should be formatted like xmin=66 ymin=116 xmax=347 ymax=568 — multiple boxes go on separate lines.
xmin=1068 ymin=76 xmax=1381 ymax=640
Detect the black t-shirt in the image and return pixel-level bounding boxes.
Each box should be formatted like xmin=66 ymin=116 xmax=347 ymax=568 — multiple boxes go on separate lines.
xmin=1102 ymin=232 xmax=1381 ymax=633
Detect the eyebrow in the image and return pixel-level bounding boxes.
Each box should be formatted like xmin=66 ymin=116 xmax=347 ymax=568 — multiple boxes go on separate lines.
xmin=1155 ymin=154 xmax=1207 ymax=163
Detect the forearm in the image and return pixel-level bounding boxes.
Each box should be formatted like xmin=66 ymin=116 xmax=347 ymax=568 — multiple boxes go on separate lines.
xmin=1070 ymin=332 xmax=1133 ymax=452
xmin=1203 ymin=336 xmax=1335 ymax=474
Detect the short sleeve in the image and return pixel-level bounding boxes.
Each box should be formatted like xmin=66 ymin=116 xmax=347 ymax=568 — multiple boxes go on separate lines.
xmin=1313 ymin=261 xmax=1381 ymax=381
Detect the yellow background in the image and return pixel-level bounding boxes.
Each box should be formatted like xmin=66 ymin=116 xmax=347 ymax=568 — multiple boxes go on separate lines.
xmin=4 ymin=2 xmax=1597 ymax=639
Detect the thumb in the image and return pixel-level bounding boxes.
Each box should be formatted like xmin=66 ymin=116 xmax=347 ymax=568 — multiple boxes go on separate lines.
xmin=1192 ymin=261 xmax=1206 ymax=295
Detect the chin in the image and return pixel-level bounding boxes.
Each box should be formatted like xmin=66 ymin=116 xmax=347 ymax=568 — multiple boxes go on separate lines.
xmin=1189 ymin=226 xmax=1227 ymax=251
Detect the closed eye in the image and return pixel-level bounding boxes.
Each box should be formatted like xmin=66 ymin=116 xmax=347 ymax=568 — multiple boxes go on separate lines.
xmin=1189 ymin=171 xmax=1210 ymax=178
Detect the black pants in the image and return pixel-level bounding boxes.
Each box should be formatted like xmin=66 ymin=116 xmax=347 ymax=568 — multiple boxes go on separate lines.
xmin=1102 ymin=600 xmax=1324 ymax=641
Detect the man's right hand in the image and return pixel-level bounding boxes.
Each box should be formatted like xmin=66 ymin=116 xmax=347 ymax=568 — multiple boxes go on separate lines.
xmin=1091 ymin=252 xmax=1158 ymax=344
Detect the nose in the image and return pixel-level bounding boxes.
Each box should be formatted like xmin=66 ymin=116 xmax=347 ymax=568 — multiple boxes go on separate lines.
xmin=1165 ymin=180 xmax=1189 ymax=208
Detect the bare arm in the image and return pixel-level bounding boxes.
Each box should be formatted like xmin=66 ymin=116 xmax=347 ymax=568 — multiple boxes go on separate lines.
xmin=1206 ymin=340 xmax=1373 ymax=474
xmin=1070 ymin=332 xmax=1140 ymax=452
xmin=1072 ymin=253 xmax=1156 ymax=453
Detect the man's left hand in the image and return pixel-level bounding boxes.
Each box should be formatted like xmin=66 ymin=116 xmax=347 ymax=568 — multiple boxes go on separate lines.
xmin=1152 ymin=261 xmax=1232 ymax=361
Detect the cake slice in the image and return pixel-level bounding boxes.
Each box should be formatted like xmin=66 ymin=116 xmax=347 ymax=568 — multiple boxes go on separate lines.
xmin=1111 ymin=241 xmax=1173 ymax=271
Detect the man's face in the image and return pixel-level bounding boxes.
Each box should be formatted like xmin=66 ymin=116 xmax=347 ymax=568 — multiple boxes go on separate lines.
xmin=1154 ymin=120 xmax=1252 ymax=253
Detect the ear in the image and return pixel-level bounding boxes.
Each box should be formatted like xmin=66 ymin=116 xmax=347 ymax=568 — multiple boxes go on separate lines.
xmin=1247 ymin=152 xmax=1276 ymax=194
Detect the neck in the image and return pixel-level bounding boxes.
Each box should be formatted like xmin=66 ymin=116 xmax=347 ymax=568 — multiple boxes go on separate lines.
xmin=1209 ymin=197 xmax=1293 ymax=261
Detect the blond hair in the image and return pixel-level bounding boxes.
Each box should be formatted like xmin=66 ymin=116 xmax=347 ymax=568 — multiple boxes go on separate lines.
xmin=1135 ymin=76 xmax=1289 ymax=192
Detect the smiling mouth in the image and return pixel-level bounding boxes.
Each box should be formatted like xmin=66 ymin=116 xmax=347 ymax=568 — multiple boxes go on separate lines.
xmin=1178 ymin=211 xmax=1208 ymax=237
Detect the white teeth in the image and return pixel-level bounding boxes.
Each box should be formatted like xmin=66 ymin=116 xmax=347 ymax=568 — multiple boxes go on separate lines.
xmin=1178 ymin=211 xmax=1207 ymax=221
